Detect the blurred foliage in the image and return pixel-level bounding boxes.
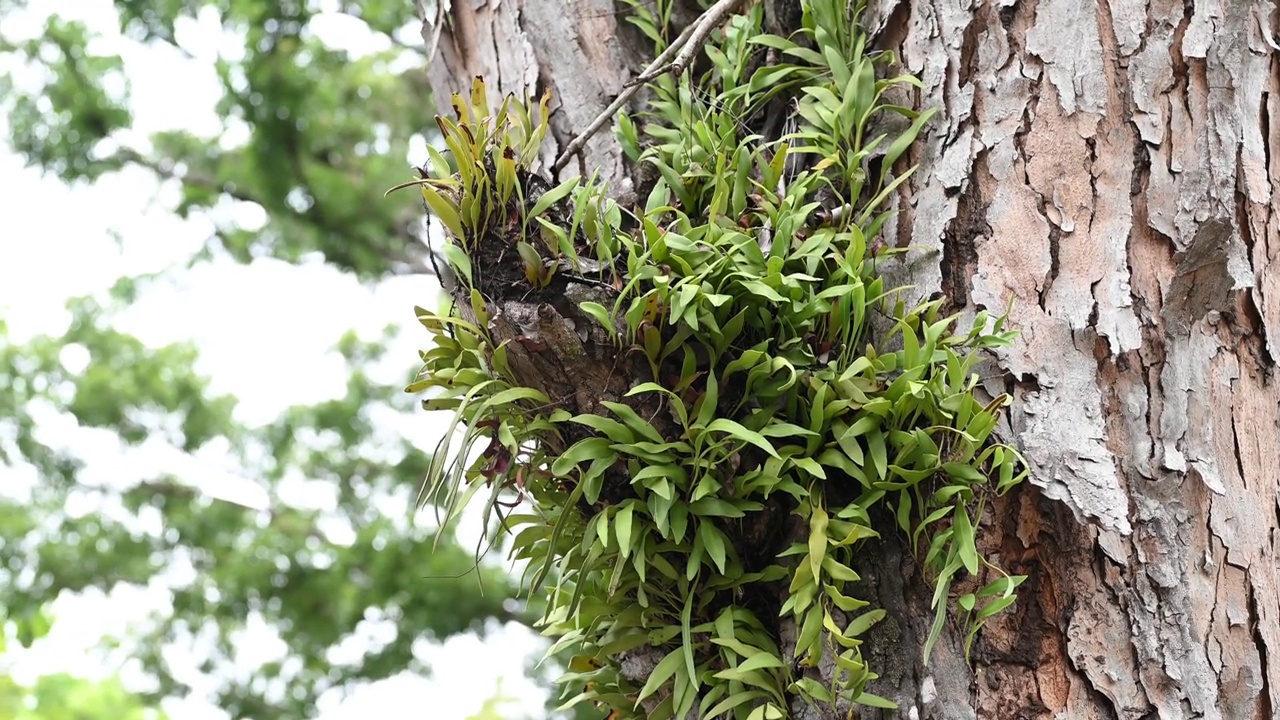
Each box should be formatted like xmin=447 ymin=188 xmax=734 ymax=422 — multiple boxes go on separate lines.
xmin=0 ymin=296 xmax=516 ymax=718
xmin=0 ymin=0 xmax=541 ymax=719
xmin=0 ymin=672 xmax=168 ymax=720
xmin=464 ymin=679 xmax=520 ymax=720
xmin=0 ymin=604 xmax=165 ymax=720
xmin=0 ymin=0 xmax=435 ymax=279
xmin=0 ymin=14 xmax=133 ymax=181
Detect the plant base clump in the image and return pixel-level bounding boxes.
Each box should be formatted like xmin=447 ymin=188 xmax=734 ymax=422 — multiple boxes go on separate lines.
xmin=397 ymin=2 xmax=1029 ymax=718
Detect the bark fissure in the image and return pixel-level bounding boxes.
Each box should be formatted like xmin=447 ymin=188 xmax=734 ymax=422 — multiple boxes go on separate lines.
xmin=1248 ymin=576 xmax=1274 ymax=719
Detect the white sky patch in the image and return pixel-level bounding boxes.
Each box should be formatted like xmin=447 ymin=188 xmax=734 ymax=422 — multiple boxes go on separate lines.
xmin=308 ymin=12 xmax=393 ymax=56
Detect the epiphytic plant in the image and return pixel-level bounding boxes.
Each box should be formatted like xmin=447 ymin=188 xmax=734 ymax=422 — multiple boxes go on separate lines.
xmin=395 ymin=1 xmax=1028 ymax=718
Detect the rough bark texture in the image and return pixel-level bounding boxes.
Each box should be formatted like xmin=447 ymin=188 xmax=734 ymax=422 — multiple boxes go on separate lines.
xmin=424 ymin=0 xmax=1280 ymax=717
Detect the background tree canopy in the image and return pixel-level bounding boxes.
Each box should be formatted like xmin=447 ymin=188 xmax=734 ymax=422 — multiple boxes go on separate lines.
xmin=1 ymin=671 xmax=171 ymax=720
xmin=0 ymin=1 xmax=550 ymax=717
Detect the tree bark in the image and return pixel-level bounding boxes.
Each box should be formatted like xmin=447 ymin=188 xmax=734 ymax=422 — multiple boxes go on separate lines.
xmin=423 ymin=0 xmax=1280 ymax=717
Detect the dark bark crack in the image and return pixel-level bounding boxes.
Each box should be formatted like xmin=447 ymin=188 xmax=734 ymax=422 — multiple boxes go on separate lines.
xmin=1039 ymin=224 xmax=1062 ymax=313
xmin=1228 ymin=378 xmax=1250 ymax=491
xmin=939 ymin=154 xmax=987 ymax=311
xmin=1247 ymin=575 xmax=1274 ymax=719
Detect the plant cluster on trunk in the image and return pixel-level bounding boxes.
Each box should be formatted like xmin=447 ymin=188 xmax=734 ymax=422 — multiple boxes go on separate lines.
xmin=399 ymin=2 xmax=1033 ymax=717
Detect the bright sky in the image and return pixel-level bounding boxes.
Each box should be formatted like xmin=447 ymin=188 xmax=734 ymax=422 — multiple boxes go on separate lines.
xmin=0 ymin=2 xmax=548 ymax=719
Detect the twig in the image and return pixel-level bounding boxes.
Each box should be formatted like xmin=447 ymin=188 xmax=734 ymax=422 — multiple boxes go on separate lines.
xmin=626 ymin=21 xmax=699 ymax=89
xmin=550 ymin=24 xmax=696 ymax=174
xmin=552 ymin=0 xmax=748 ymax=174
xmin=669 ymin=0 xmax=747 ymax=76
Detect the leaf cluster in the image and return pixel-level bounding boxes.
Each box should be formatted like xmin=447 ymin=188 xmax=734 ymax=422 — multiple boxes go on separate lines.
xmin=387 ymin=80 xmax=589 ymax=290
xmin=404 ymin=1 xmax=1029 ymax=717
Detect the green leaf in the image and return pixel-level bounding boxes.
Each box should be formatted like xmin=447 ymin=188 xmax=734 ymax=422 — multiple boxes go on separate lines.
xmin=681 ymin=590 xmax=698 ymax=686
xmin=953 ymin=504 xmax=980 ymax=575
xmin=634 ymin=464 xmax=687 ymax=488
xmin=944 ymin=461 xmax=986 ymax=483
xmin=627 ymin=383 xmax=690 ymax=428
xmin=880 ymin=107 xmax=938 ymax=185
xmin=705 ymin=418 xmax=780 ymax=458
xmin=710 ymin=637 xmax=759 ymax=659
xmin=689 ymin=498 xmax=752 ymax=517
xmin=844 ymin=608 xmax=886 ymax=636
xmin=636 ymin=647 xmax=684 ymax=703
xmin=579 ymin=301 xmax=616 ymax=335
xmin=695 ymin=368 xmax=720 ymax=428
xmin=979 ymin=573 xmax=1027 ymax=598
xmin=529 ymin=176 xmax=580 ymax=217
xmin=740 ymin=279 xmax=786 ymax=302
xmin=600 ymin=400 xmax=665 ymax=443
xmin=441 ymin=243 xmax=473 ymax=286
xmin=807 ymin=502 xmax=828 ymax=583
xmin=616 ymin=502 xmax=636 ymax=559
xmin=569 ymin=413 xmax=635 ymax=443
xmin=649 ymin=490 xmax=673 ymax=536
xmin=616 ymin=110 xmax=641 ymax=161
xmin=699 ymin=521 xmax=727 ymax=574
xmin=824 ymin=583 xmax=870 ymax=613
xmin=704 ymin=690 xmax=770 ymax=718
xmin=754 ymin=704 xmax=785 ymax=720
xmin=997 ymin=451 xmax=1017 ymax=490
xmin=422 ymin=184 xmax=466 ymax=239
xmin=671 ymin=501 xmax=690 ymax=543
xmin=844 ymin=414 xmax=879 ymax=438
xmin=594 ymin=509 xmax=611 ymax=550
xmin=791 ymin=456 xmax=827 ymax=479
xmin=516 ymin=240 xmax=543 ymax=276
xmin=791 ymin=676 xmax=833 ymax=704
xmin=749 ymin=34 xmax=797 ymax=51
xmin=867 ymin=430 xmax=887 ymax=480
xmin=550 ymin=437 xmax=613 ymax=476
xmin=822 ymin=43 xmax=851 ymax=89
xmin=482 ymin=386 xmax=548 ymax=407
xmin=795 ymin=606 xmax=823 ymax=661
xmin=736 ymin=652 xmax=786 ymax=672
xmin=854 ymin=691 xmax=899 ymax=709
xmin=760 ymin=422 xmax=818 ymax=438
xmin=976 ymin=593 xmax=1018 ymax=622
xmin=821 ymin=556 xmax=860 ymax=583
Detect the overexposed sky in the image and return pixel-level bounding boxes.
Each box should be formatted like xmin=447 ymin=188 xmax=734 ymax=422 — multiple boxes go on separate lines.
xmin=0 ymin=2 xmax=546 ymax=718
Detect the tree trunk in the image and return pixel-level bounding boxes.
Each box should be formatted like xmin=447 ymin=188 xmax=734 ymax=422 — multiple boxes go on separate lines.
xmin=422 ymin=0 xmax=1280 ymax=717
